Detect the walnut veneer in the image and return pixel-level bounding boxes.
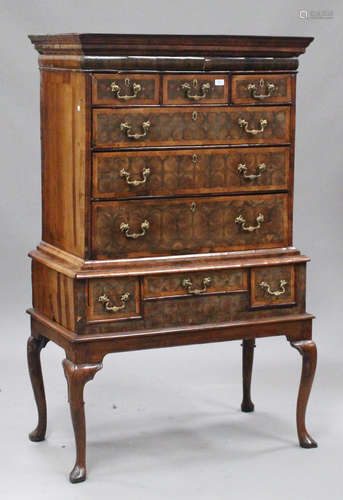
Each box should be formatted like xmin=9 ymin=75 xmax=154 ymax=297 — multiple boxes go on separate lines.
xmin=27 ymin=33 xmax=316 ymax=483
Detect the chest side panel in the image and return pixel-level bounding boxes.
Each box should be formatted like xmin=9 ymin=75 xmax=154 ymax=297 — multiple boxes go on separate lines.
xmin=41 ymin=70 xmax=89 ymax=257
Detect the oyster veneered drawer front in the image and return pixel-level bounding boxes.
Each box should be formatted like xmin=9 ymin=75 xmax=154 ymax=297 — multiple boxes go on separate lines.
xmin=92 ymin=193 xmax=289 ymax=259
xmin=91 ymin=73 xmax=160 ymax=106
xmin=162 ymin=74 xmax=229 ymax=105
xmin=231 ymin=74 xmax=292 ymax=104
xmin=250 ymin=265 xmax=296 ymax=308
xmin=93 ymin=147 xmax=290 ymax=199
xmin=87 ymin=277 xmax=141 ymax=322
xmin=144 ymin=269 xmax=248 ymax=299
xmin=93 ymin=106 xmax=291 ymax=148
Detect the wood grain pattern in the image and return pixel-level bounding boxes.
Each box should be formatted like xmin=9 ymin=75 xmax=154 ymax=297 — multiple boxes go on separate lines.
xmin=78 ymin=263 xmax=306 ymax=333
xmin=92 ymin=193 xmax=289 ymax=259
xmin=28 ymin=34 xmax=316 ymax=483
xmin=250 ymin=265 xmax=295 ymax=308
xmin=91 ymin=73 xmax=159 ymax=106
xmin=32 ymin=260 xmax=75 ymax=330
xmin=63 ymin=359 xmax=102 ymax=483
xmin=88 ymin=277 xmax=140 ymax=321
xmin=92 ymin=147 xmax=290 ymax=199
xmin=27 ymin=335 xmax=49 ymax=441
xmin=231 ymin=74 xmax=291 ymax=104
xmin=30 ymin=308 xmax=314 ymax=357
xmin=29 ymin=33 xmax=314 ymax=58
xmin=290 ymin=340 xmax=318 ymax=448
xmin=41 ymin=70 xmax=89 ymax=257
xmin=163 ymin=74 xmax=228 ymax=105
xmin=93 ymin=106 xmax=291 ymax=147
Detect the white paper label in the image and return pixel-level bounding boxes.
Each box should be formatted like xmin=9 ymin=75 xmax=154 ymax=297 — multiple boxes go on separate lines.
xmin=215 ymin=79 xmax=225 ymax=86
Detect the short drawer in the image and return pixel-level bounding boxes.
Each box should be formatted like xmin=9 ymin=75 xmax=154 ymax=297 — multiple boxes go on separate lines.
xmin=250 ymin=265 xmax=295 ymax=308
xmin=87 ymin=277 xmax=141 ymax=322
xmin=93 ymin=106 xmax=290 ymax=148
xmin=144 ymin=269 xmax=248 ymax=299
xmin=91 ymin=193 xmax=289 ymax=259
xmin=162 ymin=74 xmax=229 ymax=105
xmin=92 ymin=147 xmax=290 ymax=199
xmin=91 ymin=73 xmax=159 ymax=106
xmin=232 ymin=74 xmax=292 ymax=104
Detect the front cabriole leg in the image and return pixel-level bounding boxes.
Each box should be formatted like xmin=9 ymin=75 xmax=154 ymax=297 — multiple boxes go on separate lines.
xmin=290 ymin=340 xmax=318 ymax=448
xmin=27 ymin=335 xmax=49 ymax=442
xmin=63 ymin=359 xmax=103 ymax=484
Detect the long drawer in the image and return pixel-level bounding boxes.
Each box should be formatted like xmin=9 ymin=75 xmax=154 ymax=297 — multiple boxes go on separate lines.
xmin=93 ymin=146 xmax=290 ymax=199
xmin=91 ymin=193 xmax=289 ymax=259
xmin=93 ymin=106 xmax=291 ymax=148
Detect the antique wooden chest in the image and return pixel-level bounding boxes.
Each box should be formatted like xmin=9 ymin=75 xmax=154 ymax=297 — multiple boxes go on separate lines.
xmin=27 ymin=34 xmax=316 ymax=483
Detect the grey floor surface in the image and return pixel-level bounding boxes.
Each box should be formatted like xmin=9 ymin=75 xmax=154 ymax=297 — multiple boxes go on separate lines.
xmin=1 ymin=315 xmax=341 ymax=500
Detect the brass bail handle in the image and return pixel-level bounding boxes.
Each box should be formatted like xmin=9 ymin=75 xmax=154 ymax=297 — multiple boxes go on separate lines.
xmin=181 ymin=79 xmax=211 ymax=101
xmin=120 ymin=220 xmax=150 ymax=239
xmin=120 ymin=167 xmax=151 ymax=187
xmin=237 ymin=163 xmax=267 ymax=180
xmin=98 ymin=291 xmax=130 ymax=313
xmin=247 ymin=78 xmax=276 ymax=100
xmin=259 ymin=279 xmax=287 ymax=297
xmin=120 ymin=120 xmax=151 ymax=140
xmin=238 ymin=117 xmax=268 ymax=135
xmin=235 ymin=213 xmax=264 ymax=232
xmin=181 ymin=277 xmax=211 ymax=295
xmin=110 ymin=78 xmax=142 ymax=101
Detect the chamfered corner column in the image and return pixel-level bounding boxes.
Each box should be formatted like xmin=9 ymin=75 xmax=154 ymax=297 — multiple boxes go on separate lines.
xmin=27 ymin=335 xmax=50 ymax=442
xmin=241 ymin=338 xmax=255 ymax=412
xmin=62 ymin=359 xmax=103 ymax=484
xmin=290 ymin=339 xmax=318 ymax=448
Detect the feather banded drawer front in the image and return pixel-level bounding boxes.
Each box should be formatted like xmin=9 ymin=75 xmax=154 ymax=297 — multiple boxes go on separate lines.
xmin=27 ymin=34 xmax=317 ymax=483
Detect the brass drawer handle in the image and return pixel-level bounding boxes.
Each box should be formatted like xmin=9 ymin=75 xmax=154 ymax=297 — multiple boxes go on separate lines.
xmin=110 ymin=78 xmax=142 ymax=101
xmin=98 ymin=291 xmax=130 ymax=313
xmin=259 ymin=279 xmax=287 ymax=297
xmin=120 ymin=120 xmax=151 ymax=140
xmin=247 ymin=79 xmax=276 ymax=100
xmin=120 ymin=167 xmax=151 ymax=186
xmin=235 ymin=213 xmax=264 ymax=232
xmin=120 ymin=220 xmax=150 ymax=239
xmin=238 ymin=118 xmax=268 ymax=135
xmin=180 ymin=79 xmax=211 ymax=101
xmin=237 ymin=163 xmax=266 ymax=180
xmin=181 ymin=277 xmax=211 ymax=295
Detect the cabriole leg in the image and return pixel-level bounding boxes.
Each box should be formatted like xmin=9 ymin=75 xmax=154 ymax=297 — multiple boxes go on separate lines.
xmin=290 ymin=340 xmax=318 ymax=448
xmin=241 ymin=338 xmax=255 ymax=412
xmin=27 ymin=335 xmax=49 ymax=442
xmin=63 ymin=359 xmax=102 ymax=484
